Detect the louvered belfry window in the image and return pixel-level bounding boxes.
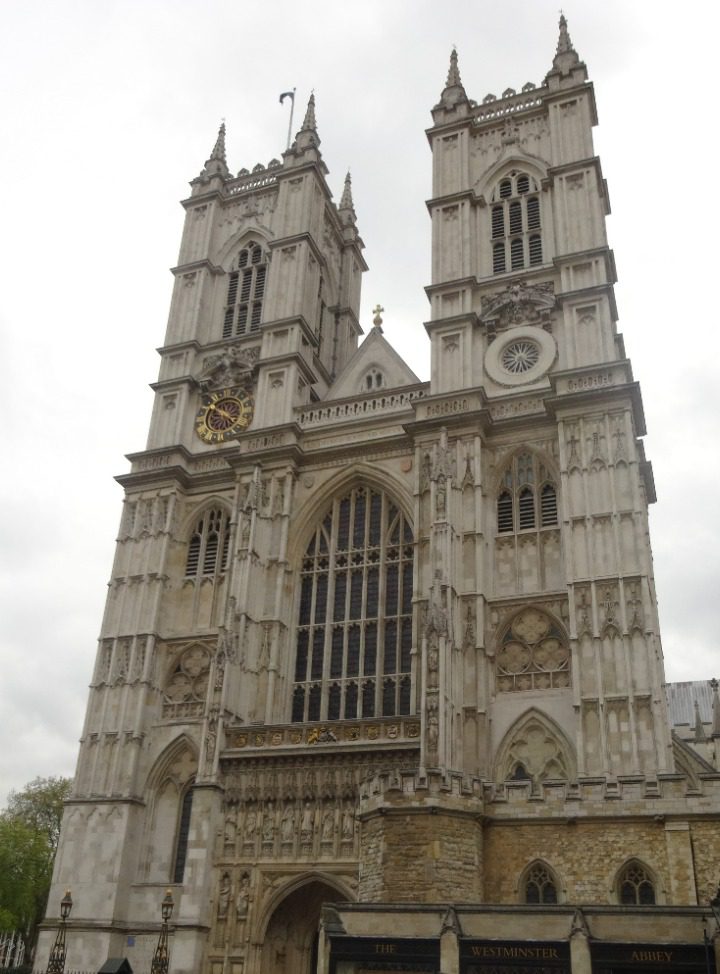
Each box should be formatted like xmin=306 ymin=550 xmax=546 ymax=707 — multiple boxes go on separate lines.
xmin=490 ymin=171 xmax=543 ymax=274
xmin=222 ymin=241 xmax=267 ymax=338
xmin=185 ymin=508 xmax=230 ymax=578
xmin=292 ymin=486 xmax=414 ymax=723
xmin=497 ymin=453 xmax=558 ymax=535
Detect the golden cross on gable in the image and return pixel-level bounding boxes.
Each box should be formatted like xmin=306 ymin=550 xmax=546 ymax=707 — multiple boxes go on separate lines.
xmin=372 ymin=304 xmax=384 ymax=327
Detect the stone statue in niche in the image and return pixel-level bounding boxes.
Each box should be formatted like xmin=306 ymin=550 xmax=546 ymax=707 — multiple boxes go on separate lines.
xmin=217 ymin=871 xmax=232 ymax=919
xmin=262 ymin=804 xmax=274 ymax=842
xmin=224 ymin=814 xmax=236 ymax=849
xmin=427 ymin=695 xmax=439 ymax=755
xmin=243 ymin=808 xmax=257 ymax=843
xmin=420 ymin=451 xmax=432 ymax=493
xmin=341 ymin=805 xmax=354 ymax=840
xmin=235 ymin=871 xmax=250 ymax=918
xmin=627 ymin=583 xmax=644 ymax=631
xmin=321 ymin=808 xmax=335 ymax=842
xmin=436 ymin=474 xmax=447 ymax=516
xmin=427 ymin=632 xmax=439 ymax=689
xmin=280 ymin=805 xmax=294 ymax=843
xmin=300 ymin=802 xmax=314 ymax=843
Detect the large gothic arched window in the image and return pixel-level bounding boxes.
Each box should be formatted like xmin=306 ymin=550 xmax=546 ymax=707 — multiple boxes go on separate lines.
xmin=292 ymin=485 xmax=414 ymax=723
xmin=491 ymin=170 xmax=543 ymax=274
xmin=222 ymin=240 xmax=267 ymax=338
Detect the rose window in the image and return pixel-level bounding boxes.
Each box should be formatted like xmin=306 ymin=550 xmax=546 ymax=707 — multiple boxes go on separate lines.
xmin=496 ymin=608 xmax=570 ymax=692
xmin=501 ymin=340 xmax=540 ymax=374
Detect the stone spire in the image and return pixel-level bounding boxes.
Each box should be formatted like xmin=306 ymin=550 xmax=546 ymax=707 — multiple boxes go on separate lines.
xmin=446 ymin=47 xmax=463 ymax=88
xmin=548 ymin=13 xmax=583 ymax=78
xmin=197 ymin=121 xmax=230 ymax=181
xmin=433 ymin=47 xmax=471 ymax=117
xmin=301 ymin=92 xmax=317 ymax=133
xmin=210 ymin=122 xmax=227 ymax=164
xmin=289 ymin=93 xmax=321 ymax=156
xmin=338 ymin=171 xmax=357 ymax=225
xmin=556 ymin=13 xmax=575 ymax=56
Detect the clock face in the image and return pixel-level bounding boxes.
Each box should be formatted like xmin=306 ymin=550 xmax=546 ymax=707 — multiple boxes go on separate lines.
xmin=195 ymin=387 xmax=254 ymax=443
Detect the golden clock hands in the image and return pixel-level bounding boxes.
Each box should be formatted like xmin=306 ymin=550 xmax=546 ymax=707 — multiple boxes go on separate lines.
xmin=207 ymin=404 xmax=234 ymax=421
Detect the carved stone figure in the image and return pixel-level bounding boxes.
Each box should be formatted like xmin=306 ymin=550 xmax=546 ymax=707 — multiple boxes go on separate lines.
xmin=280 ymin=805 xmax=294 ymax=842
xmin=300 ymin=802 xmax=314 ymax=843
xmin=217 ymin=871 xmax=231 ymax=919
xmin=235 ymin=871 xmax=250 ymax=918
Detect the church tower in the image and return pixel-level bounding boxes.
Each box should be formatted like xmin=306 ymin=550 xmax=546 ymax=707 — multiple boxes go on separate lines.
xmin=40 ymin=21 xmax=720 ymax=974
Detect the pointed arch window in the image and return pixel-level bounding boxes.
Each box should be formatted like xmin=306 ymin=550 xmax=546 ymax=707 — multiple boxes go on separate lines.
xmin=490 ymin=171 xmax=543 ymax=274
xmin=222 ymin=241 xmax=267 ymax=338
xmin=292 ymin=485 xmax=414 ymax=723
xmin=618 ymin=861 xmax=656 ymax=905
xmin=185 ymin=508 xmax=230 ymax=578
xmin=497 ymin=452 xmax=558 ymax=535
xmin=523 ymin=862 xmax=559 ymax=904
xmin=173 ymin=784 xmax=194 ymax=884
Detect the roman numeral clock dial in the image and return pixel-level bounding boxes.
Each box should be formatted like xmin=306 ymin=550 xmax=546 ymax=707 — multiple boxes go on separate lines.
xmin=195 ymin=387 xmax=254 ymax=443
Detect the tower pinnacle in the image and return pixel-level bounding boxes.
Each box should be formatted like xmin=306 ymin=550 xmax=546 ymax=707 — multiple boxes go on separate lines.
xmin=197 ymin=121 xmax=230 ymax=180
xmin=338 ymin=170 xmax=357 ymax=225
xmin=301 ymin=92 xmax=317 ymax=133
xmin=548 ymin=13 xmax=582 ymax=77
xmin=446 ymin=47 xmax=462 ymax=88
xmin=288 ymin=92 xmax=321 ymax=156
xmin=433 ymin=47 xmax=471 ymax=117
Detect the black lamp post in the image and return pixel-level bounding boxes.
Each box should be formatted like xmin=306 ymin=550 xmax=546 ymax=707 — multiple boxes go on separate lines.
xmin=150 ymin=889 xmax=174 ymax=974
xmin=46 ymin=890 xmax=73 ymax=974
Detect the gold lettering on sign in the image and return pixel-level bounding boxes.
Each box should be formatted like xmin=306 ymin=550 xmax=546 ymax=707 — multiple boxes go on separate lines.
xmin=374 ymin=944 xmax=397 ymax=955
xmin=469 ymin=946 xmax=560 ymax=959
xmin=631 ymin=951 xmax=673 ymax=963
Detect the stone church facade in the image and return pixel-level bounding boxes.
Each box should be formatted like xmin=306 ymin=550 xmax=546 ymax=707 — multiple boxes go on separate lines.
xmin=39 ymin=18 xmax=720 ymax=974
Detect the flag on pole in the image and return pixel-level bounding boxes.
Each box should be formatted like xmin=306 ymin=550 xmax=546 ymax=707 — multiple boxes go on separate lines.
xmin=279 ymin=91 xmax=295 ymax=104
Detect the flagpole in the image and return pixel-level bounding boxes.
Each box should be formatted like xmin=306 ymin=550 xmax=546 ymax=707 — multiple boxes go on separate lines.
xmin=286 ymin=88 xmax=296 ymax=150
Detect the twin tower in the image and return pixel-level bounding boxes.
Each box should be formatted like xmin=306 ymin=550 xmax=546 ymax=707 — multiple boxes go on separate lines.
xmin=41 ymin=19 xmax=720 ymax=974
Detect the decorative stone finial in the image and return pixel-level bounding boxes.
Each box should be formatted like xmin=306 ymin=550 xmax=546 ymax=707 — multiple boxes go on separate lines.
xmin=301 ymin=92 xmax=317 ymax=132
xmin=433 ymin=47 xmax=470 ymax=116
xmin=549 ymin=12 xmax=581 ymax=75
xmin=446 ymin=47 xmax=463 ymax=88
xmin=372 ymin=304 xmax=384 ymax=329
xmin=288 ymin=93 xmax=321 ymax=155
xmin=338 ymin=170 xmax=357 ymax=225
xmin=196 ymin=120 xmax=230 ymax=181
xmin=210 ymin=121 xmax=227 ymax=163
xmin=556 ymin=13 xmax=574 ymax=55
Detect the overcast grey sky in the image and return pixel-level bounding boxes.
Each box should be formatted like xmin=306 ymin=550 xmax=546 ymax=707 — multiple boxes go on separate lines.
xmin=0 ymin=0 xmax=717 ymax=807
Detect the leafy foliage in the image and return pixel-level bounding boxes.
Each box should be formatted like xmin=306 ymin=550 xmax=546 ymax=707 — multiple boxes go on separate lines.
xmin=0 ymin=777 xmax=72 ymax=953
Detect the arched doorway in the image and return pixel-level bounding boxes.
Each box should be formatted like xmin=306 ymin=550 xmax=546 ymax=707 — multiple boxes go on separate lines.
xmin=260 ymin=879 xmax=346 ymax=974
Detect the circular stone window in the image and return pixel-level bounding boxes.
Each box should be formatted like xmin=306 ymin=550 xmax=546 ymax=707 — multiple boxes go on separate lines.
xmin=501 ymin=340 xmax=540 ymax=374
xmin=485 ymin=326 xmax=556 ymax=387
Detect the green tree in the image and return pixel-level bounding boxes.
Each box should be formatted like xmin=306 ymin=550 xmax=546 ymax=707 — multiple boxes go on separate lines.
xmin=0 ymin=776 xmax=72 ymax=955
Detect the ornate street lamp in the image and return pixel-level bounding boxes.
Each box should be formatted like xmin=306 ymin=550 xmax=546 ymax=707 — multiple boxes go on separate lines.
xmin=46 ymin=890 xmax=73 ymax=974
xmin=150 ymin=889 xmax=174 ymax=974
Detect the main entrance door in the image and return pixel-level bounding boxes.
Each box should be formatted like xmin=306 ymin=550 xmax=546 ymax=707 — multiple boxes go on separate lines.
xmin=260 ymin=879 xmax=344 ymax=974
